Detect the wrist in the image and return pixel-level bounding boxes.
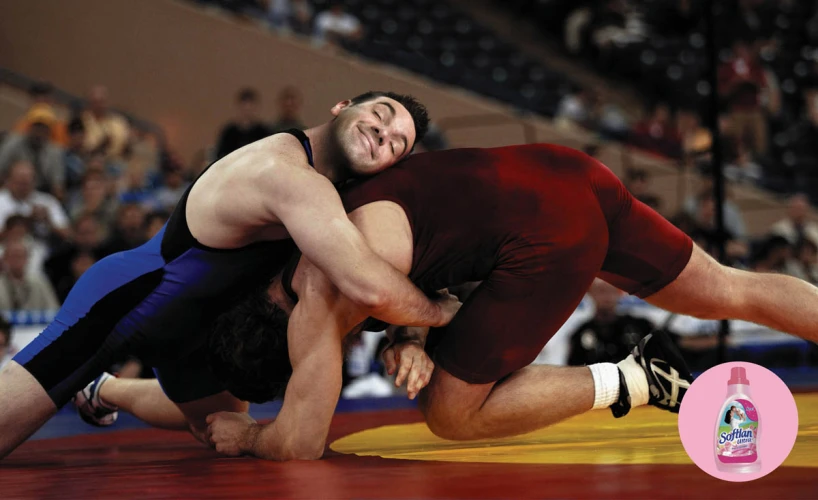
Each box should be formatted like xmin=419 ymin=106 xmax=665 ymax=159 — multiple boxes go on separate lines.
xmin=242 ymin=422 xmax=262 ymax=456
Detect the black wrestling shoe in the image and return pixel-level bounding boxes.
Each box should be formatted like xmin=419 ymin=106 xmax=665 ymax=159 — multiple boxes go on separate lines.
xmin=610 ymin=331 xmax=693 ymax=418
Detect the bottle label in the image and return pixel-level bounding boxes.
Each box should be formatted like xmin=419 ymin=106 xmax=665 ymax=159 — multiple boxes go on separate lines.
xmin=716 ymin=399 xmax=759 ymax=463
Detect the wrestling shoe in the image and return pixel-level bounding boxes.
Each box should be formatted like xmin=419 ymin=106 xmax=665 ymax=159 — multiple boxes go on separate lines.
xmin=74 ymin=372 xmax=119 ymax=427
xmin=610 ymin=330 xmax=693 ymax=418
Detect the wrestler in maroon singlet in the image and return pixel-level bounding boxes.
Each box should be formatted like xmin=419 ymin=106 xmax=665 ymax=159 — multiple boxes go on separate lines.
xmin=341 ymin=144 xmax=693 ymax=385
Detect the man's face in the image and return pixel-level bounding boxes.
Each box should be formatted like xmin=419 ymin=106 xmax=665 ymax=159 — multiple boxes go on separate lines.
xmin=789 ymin=196 xmax=809 ymax=223
xmin=279 ymin=90 xmax=302 ymax=118
xmin=330 ymin=97 xmax=417 ymax=176
xmin=75 ymin=217 xmax=102 ymax=248
xmin=238 ymin=99 xmax=259 ymax=122
xmin=27 ymin=123 xmax=51 ymax=148
xmin=7 ymin=163 xmax=36 ymax=200
xmin=4 ymin=243 xmax=28 ymax=278
xmin=589 ymin=279 xmax=623 ymax=315
xmin=89 ymin=86 xmax=109 ymax=115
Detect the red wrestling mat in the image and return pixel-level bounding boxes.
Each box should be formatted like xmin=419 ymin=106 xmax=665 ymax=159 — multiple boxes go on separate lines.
xmin=3 ymin=409 xmax=816 ymax=499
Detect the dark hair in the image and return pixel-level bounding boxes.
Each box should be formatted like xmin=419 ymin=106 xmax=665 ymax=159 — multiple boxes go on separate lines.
xmin=237 ymin=87 xmax=260 ymax=103
xmin=68 ymin=118 xmax=85 ymax=134
xmin=29 ymin=82 xmax=53 ymax=99
xmin=207 ymin=289 xmax=292 ymax=403
xmin=145 ymin=210 xmax=170 ymax=228
xmin=4 ymin=215 xmax=30 ymax=233
xmin=350 ymin=91 xmax=430 ymax=146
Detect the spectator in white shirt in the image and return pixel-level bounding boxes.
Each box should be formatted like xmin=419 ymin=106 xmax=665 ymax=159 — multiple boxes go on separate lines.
xmin=314 ymin=2 xmax=363 ymax=47
xmin=0 ymin=160 xmax=71 ymax=243
xmin=0 ymin=240 xmax=59 ymax=312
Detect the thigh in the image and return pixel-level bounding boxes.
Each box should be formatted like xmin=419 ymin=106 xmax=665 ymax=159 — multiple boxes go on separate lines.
xmin=426 ymin=265 xmax=599 ymax=385
xmin=14 ymin=250 xmax=165 ymax=407
xmin=599 ymin=194 xmax=693 ymax=298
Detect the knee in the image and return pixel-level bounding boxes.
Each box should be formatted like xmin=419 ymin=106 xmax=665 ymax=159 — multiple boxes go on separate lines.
xmin=420 ymin=391 xmax=476 ymax=441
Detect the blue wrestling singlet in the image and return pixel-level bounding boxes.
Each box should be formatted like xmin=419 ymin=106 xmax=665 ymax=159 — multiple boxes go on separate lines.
xmin=13 ymin=130 xmax=312 ymax=405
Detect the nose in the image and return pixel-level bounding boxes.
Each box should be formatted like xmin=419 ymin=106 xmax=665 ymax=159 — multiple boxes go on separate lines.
xmin=372 ymin=126 xmax=385 ymax=146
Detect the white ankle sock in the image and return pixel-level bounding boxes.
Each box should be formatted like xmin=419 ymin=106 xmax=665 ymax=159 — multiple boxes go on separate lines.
xmin=588 ymin=363 xmax=620 ymax=410
xmin=617 ymin=355 xmax=650 ymax=407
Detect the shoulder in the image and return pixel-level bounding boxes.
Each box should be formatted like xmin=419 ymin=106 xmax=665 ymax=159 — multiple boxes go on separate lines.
xmin=32 ymin=191 xmax=62 ymax=207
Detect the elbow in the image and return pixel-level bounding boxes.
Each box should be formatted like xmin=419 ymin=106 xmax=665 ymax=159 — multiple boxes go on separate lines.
xmin=281 ymin=442 xmax=325 ymax=461
xmin=345 ymin=283 xmax=388 ymax=311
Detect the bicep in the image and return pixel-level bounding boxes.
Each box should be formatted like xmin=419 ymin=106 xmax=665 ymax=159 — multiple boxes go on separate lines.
xmin=271 ymin=171 xmax=375 ymax=285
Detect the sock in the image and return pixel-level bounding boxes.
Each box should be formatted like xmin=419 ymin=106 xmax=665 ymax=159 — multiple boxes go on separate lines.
xmin=588 ymin=363 xmax=620 ymax=410
xmin=617 ymin=355 xmax=650 ymax=407
xmin=96 ymin=373 xmax=119 ymax=411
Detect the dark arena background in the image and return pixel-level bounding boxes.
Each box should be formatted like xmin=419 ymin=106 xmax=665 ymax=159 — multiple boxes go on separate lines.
xmin=2 ymin=0 xmax=818 ymax=498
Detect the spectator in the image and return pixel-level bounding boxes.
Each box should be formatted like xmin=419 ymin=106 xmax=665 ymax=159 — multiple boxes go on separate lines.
xmin=793 ymin=237 xmax=818 ymax=284
xmin=96 ymin=203 xmax=147 ymax=258
xmin=69 ymin=170 xmax=119 ymax=231
xmin=151 ymin=163 xmax=190 ymax=213
xmin=270 ymin=86 xmax=306 ymax=133
xmin=215 ymin=88 xmax=273 ymax=160
xmin=629 ymin=102 xmax=683 ymax=159
xmin=555 ymin=89 xmax=597 ymax=129
xmin=676 ymin=108 xmax=712 ymax=164
xmin=690 ymin=193 xmax=748 ymax=264
xmin=0 ymin=215 xmax=49 ymax=279
xmin=624 ymin=168 xmax=661 ymax=212
xmin=54 ymin=251 xmax=97 ymax=303
xmin=81 ymin=85 xmax=132 ymax=162
xmin=44 ymin=214 xmax=103 ymax=294
xmin=0 ymin=107 xmax=66 ymax=199
xmin=749 ymin=235 xmax=796 ymax=276
xmin=313 ymin=2 xmax=363 ymax=48
xmin=290 ymin=0 xmax=314 ymax=35
xmin=718 ymin=39 xmax=769 ymax=156
xmin=64 ymin=118 xmax=88 ymax=198
xmin=414 ymin=123 xmax=450 ymax=153
xmin=0 ymin=317 xmax=13 ymax=370
xmin=0 ymin=161 xmax=70 ymax=243
xmin=0 ymin=240 xmax=59 ymax=311
xmin=12 ymin=82 xmax=68 ymax=147
xmin=684 ymin=178 xmax=747 ymax=241
xmin=145 ymin=210 xmax=170 ymax=239
xmin=267 ymin=0 xmax=312 ymax=33
xmin=566 ymin=279 xmax=654 ymax=366
xmin=723 ymin=141 xmax=762 ymax=184
xmin=769 ymin=194 xmax=818 ymax=248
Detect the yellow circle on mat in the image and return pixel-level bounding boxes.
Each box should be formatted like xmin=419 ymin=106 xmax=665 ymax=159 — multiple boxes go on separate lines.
xmin=331 ymin=394 xmax=818 ymax=466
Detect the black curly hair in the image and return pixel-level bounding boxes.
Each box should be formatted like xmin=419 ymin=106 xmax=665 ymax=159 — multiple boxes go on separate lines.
xmin=207 ymin=288 xmax=293 ymax=404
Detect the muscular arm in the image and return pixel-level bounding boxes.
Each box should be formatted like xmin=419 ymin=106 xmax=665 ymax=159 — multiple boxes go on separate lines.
xmin=262 ymin=142 xmax=448 ymax=327
xmin=245 ymin=202 xmax=416 ymax=460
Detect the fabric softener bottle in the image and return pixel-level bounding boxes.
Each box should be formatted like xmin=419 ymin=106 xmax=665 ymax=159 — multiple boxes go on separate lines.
xmin=715 ymin=366 xmax=761 ymax=473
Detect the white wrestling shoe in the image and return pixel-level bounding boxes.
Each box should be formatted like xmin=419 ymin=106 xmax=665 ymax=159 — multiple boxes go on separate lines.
xmin=74 ymin=372 xmax=119 ymax=427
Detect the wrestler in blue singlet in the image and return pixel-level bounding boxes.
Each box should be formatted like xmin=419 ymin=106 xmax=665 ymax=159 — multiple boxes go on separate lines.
xmin=13 ymin=130 xmax=310 ymax=405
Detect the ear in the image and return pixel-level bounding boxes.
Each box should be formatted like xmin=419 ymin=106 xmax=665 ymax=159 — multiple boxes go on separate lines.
xmin=330 ymin=100 xmax=353 ymax=117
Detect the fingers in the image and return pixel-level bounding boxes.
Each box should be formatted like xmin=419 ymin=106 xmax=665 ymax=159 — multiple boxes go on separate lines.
xmin=383 ymin=346 xmax=398 ymax=376
xmin=395 ymin=351 xmax=412 ymax=388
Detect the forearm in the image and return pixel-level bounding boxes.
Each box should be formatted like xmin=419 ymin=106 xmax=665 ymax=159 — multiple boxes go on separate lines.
xmin=352 ymin=261 xmax=444 ymax=327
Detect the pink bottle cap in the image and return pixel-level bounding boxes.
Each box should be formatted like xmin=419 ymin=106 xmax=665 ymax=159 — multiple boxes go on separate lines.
xmin=728 ymin=367 xmax=749 ymax=385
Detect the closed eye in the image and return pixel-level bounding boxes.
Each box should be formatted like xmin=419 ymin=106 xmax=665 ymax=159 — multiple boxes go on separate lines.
xmin=374 ymin=111 xmax=383 ymax=122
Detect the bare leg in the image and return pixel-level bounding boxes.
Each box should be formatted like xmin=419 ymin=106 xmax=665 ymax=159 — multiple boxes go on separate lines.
xmin=99 ymin=377 xmax=189 ymax=430
xmin=0 ymin=362 xmax=58 ymax=459
xmin=647 ymin=245 xmax=818 ymax=342
xmin=420 ymin=364 xmax=594 ymax=440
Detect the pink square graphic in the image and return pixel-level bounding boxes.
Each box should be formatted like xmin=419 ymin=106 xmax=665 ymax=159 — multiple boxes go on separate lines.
xmin=678 ymin=362 xmax=798 ymax=482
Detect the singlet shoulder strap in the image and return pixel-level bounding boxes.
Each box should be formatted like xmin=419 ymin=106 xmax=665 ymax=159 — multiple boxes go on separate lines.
xmin=280 ymin=129 xmax=314 ymax=168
